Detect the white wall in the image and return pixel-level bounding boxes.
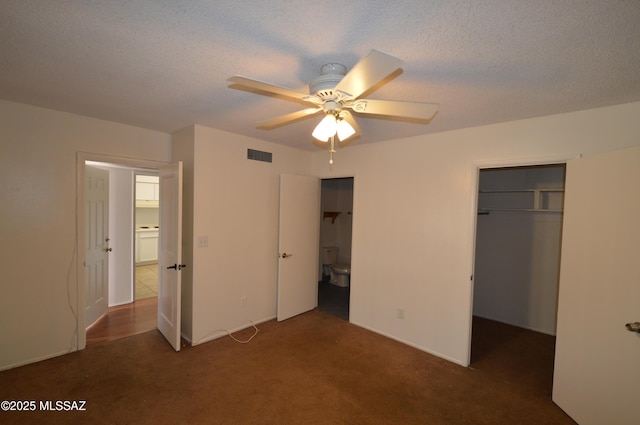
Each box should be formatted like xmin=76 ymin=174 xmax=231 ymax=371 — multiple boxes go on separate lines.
xmin=0 ymin=100 xmax=170 ymax=370
xmin=135 ymin=208 xmax=159 ymax=227
xmin=311 ymin=101 xmax=640 ymax=365
xmin=173 ymin=125 xmax=313 ymax=345
xmin=474 ymin=212 xmax=563 ymax=334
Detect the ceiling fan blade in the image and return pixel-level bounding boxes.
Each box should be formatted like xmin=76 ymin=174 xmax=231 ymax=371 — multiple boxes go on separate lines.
xmin=228 ymin=76 xmax=316 ymax=106
xmin=350 ymin=99 xmax=439 ymax=121
xmin=334 ymin=50 xmax=403 ymax=100
xmin=257 ymin=107 xmax=323 ymax=129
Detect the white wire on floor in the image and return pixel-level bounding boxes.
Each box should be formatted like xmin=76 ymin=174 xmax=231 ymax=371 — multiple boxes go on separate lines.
xmin=196 ymin=320 xmax=260 ymax=345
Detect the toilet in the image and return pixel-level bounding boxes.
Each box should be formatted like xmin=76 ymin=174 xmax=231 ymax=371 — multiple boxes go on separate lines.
xmin=322 ymin=246 xmax=351 ymax=287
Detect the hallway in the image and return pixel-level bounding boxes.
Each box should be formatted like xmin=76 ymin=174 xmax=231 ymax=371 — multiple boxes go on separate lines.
xmin=86 ymin=264 xmax=158 ymax=346
xmin=86 ymin=297 xmax=157 ymax=346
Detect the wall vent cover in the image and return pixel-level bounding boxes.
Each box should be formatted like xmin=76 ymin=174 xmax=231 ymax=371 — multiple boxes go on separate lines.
xmin=247 ymin=149 xmax=272 ymax=163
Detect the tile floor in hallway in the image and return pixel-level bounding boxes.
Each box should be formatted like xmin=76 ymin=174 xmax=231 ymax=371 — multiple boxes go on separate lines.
xmin=135 ymin=264 xmax=158 ymax=300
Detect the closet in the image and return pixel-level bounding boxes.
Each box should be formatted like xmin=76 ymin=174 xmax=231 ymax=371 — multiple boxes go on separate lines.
xmin=473 ymin=164 xmax=565 ymax=335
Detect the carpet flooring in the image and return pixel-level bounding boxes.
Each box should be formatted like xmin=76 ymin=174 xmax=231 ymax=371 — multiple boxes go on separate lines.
xmin=0 ymin=311 xmax=576 ymax=425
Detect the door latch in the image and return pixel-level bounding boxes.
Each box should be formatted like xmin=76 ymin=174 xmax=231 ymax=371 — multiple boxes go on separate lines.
xmin=625 ymin=322 xmax=640 ymax=333
xmin=280 ymin=253 xmax=293 ymax=258
xmin=166 ymin=264 xmax=187 ymax=270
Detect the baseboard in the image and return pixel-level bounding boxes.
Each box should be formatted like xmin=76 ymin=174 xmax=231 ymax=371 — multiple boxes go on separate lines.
xmin=191 ymin=315 xmax=276 ymax=346
xmin=0 ymin=347 xmax=76 ymax=372
xmin=349 ymin=320 xmax=468 ymax=367
xmin=473 ymin=313 xmax=557 ymax=336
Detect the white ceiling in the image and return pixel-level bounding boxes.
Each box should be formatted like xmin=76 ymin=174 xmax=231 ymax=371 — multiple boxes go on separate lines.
xmin=2 ymin=1 xmax=640 ymax=150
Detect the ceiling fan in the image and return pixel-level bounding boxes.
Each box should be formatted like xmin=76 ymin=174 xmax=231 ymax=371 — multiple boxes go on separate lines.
xmin=228 ymin=49 xmax=439 ymax=163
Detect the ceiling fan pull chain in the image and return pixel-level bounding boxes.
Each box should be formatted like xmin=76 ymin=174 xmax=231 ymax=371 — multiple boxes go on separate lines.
xmin=329 ymin=136 xmax=336 ymax=165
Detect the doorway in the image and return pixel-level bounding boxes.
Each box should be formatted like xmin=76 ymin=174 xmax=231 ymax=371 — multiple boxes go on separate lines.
xmin=79 ymin=156 xmax=163 ymax=348
xmin=134 ymin=173 xmax=160 ymax=302
xmin=317 ymin=177 xmax=354 ymax=321
xmin=471 ymin=164 xmax=566 ymax=365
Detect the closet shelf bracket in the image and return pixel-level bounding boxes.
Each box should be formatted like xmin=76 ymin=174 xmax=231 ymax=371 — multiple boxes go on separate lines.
xmin=323 ymin=211 xmax=341 ymax=224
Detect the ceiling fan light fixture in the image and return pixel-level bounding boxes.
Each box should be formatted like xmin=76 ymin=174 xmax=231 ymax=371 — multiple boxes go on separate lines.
xmin=312 ymin=114 xmax=337 ymax=142
xmin=336 ymin=118 xmax=355 ymax=141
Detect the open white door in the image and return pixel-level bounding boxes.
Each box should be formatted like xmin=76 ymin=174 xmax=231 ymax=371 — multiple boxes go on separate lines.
xmin=85 ymin=165 xmax=110 ymax=328
xmin=157 ymin=161 xmax=183 ymax=351
xmin=553 ymin=146 xmax=640 ymax=425
xmin=277 ymin=174 xmax=320 ymax=321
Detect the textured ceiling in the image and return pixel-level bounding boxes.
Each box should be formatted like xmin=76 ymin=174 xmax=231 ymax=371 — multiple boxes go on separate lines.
xmin=1 ymin=1 xmax=640 ymax=150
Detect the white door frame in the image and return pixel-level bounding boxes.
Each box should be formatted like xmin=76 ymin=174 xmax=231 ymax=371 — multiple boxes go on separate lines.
xmin=466 ymin=153 xmax=581 ymax=366
xmin=76 ymin=152 xmax=167 ymax=350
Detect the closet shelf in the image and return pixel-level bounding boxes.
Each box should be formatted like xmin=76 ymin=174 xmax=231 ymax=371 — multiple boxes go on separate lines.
xmin=478 ymin=188 xmax=565 ymax=212
xmin=478 ymin=208 xmax=563 ymax=214
xmin=323 ymin=211 xmax=341 ymax=224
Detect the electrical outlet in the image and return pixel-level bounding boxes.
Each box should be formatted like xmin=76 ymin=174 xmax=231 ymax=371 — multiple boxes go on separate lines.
xmin=198 ymin=235 xmax=208 ymax=248
xmin=241 ymin=296 xmax=247 ymax=307
xmin=397 ymin=308 xmax=405 ymax=320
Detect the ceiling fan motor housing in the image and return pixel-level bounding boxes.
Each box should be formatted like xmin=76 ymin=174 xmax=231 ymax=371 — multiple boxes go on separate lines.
xmin=309 ymin=63 xmax=346 ymax=98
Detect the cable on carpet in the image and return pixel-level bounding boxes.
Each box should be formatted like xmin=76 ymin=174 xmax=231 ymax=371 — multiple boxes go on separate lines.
xmin=197 ymin=320 xmax=260 ymax=345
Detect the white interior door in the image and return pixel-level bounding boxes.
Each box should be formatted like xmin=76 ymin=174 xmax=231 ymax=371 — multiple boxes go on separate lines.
xmin=553 ymin=146 xmax=640 ymax=425
xmin=277 ymin=174 xmax=320 ymax=321
xmin=157 ymin=161 xmax=183 ymax=351
xmin=85 ymin=165 xmax=110 ymax=328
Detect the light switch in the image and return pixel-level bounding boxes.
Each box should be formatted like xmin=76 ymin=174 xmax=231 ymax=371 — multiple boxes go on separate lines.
xmin=198 ymin=235 xmax=208 ymax=248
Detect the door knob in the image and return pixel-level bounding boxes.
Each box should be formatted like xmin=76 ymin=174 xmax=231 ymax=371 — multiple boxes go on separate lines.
xmin=105 ymin=247 xmax=112 ymax=252
xmin=281 ymin=253 xmax=293 ymax=258
xmin=625 ymin=322 xmax=640 ymax=333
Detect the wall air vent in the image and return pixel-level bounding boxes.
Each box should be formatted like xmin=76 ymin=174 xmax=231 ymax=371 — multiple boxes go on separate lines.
xmin=247 ymin=149 xmax=272 ymax=163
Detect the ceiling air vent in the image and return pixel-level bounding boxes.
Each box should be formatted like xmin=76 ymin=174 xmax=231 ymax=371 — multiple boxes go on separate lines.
xmin=247 ymin=149 xmax=272 ymax=163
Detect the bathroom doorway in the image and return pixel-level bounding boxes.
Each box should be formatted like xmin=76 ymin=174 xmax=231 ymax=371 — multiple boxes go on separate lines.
xmin=317 ymin=177 xmax=354 ymax=320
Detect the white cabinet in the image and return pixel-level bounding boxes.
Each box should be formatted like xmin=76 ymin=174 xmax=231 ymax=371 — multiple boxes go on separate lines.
xmin=136 ymin=228 xmax=159 ymax=264
xmin=136 ymin=175 xmax=159 ymax=207
xmin=136 ymin=182 xmax=157 ymax=200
